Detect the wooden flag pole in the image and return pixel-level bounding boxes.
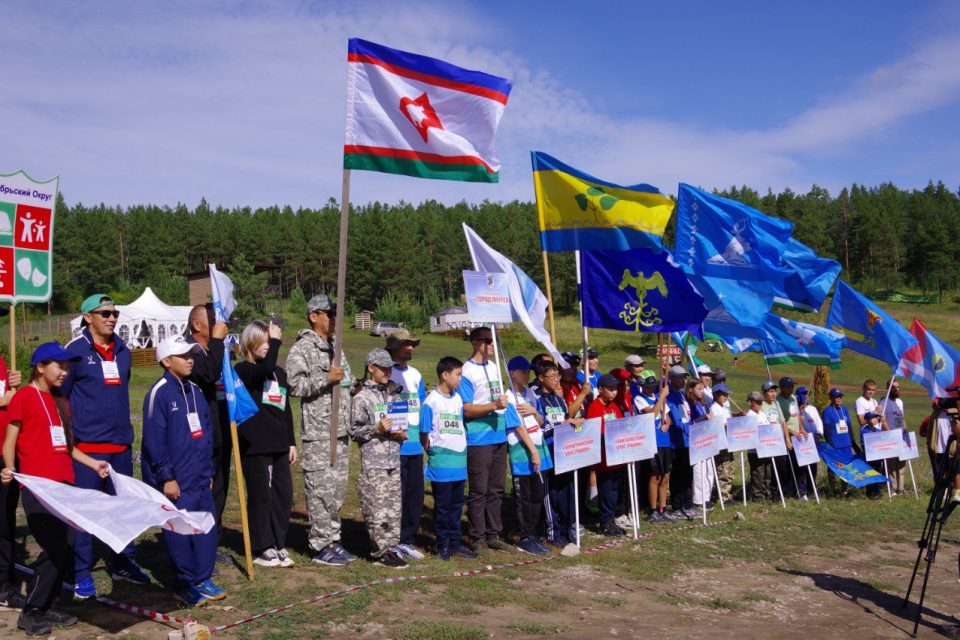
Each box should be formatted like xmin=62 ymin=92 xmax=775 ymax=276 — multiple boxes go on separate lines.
xmin=328 ymin=169 xmax=351 ymax=466
xmin=541 ymin=251 xmax=557 ymax=344
xmin=229 ymin=421 xmax=255 ymax=580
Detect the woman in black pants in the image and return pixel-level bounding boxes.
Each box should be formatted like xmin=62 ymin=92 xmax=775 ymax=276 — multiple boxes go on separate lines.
xmin=236 ymin=320 xmax=297 ymax=568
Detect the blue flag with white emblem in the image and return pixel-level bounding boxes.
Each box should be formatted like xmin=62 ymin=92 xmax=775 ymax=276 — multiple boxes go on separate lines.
xmin=580 ymin=247 xmax=707 ymax=337
xmin=208 ymin=264 xmax=259 ymax=426
xmin=818 ymin=441 xmax=889 ymax=487
xmin=688 ymin=273 xmax=772 ymax=338
xmin=774 ymin=238 xmax=842 ymax=313
xmin=825 ymin=280 xmax=917 ymax=368
xmin=759 ymin=314 xmax=845 ymax=369
xmin=674 ymin=184 xmax=794 ymax=281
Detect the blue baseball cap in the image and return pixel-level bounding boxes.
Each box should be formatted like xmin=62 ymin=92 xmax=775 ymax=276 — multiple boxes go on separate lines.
xmin=508 ymin=355 xmax=531 ymax=371
xmin=31 ymin=341 xmax=81 ymax=366
xmin=829 ymin=388 xmax=844 ymax=399
xmin=796 ymin=386 xmax=809 ymax=401
xmin=711 ymin=383 xmax=731 ymax=395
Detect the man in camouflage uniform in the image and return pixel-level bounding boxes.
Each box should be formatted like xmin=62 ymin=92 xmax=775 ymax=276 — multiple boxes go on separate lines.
xmin=286 ymin=295 xmax=356 ymax=566
xmin=348 ymin=348 xmax=408 ymax=568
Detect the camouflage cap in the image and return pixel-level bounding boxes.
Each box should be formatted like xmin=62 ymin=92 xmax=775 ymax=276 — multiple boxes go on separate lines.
xmin=307 ymin=294 xmax=336 ymax=313
xmin=385 ymin=329 xmax=420 ymax=350
xmin=365 ymin=348 xmax=394 ymax=368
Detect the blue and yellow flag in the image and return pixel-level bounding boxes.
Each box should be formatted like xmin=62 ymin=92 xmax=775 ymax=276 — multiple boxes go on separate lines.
xmin=580 ymin=248 xmax=706 ymax=337
xmin=531 ymin=152 xmax=674 ymax=252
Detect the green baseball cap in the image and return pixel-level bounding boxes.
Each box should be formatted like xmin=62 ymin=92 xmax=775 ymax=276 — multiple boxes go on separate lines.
xmin=80 ymin=294 xmax=116 ymax=314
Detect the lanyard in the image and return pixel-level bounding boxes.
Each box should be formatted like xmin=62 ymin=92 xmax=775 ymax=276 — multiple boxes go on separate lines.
xmin=177 ymin=378 xmax=198 ymax=414
xmin=31 ymin=384 xmax=60 ymax=427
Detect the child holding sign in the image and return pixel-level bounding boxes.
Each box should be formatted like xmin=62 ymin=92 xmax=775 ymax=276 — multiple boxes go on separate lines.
xmin=860 ymin=411 xmax=887 ymax=499
xmin=586 ymin=374 xmax=624 ymax=536
xmin=420 ymin=357 xmax=477 ymax=561
xmin=634 ymin=373 xmax=673 ymax=523
xmin=349 ymin=349 xmax=409 ymax=568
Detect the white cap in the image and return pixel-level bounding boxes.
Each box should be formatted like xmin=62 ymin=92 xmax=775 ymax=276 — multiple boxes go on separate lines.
xmin=697 ymin=364 xmax=713 ymax=374
xmin=157 ymin=336 xmax=201 ymax=363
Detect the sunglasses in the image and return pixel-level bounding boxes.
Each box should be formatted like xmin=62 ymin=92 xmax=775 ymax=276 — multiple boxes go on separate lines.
xmin=473 ymin=337 xmax=493 ymax=345
xmin=93 ymin=310 xmax=120 ymax=319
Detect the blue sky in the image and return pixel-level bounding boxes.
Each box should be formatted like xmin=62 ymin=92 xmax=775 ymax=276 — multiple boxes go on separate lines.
xmin=2 ymin=1 xmax=958 ymax=209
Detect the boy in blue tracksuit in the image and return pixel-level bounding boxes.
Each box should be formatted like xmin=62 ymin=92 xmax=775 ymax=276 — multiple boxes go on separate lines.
xmin=142 ymin=336 xmax=224 ymax=607
xmin=62 ymin=294 xmax=149 ymax=598
xmin=665 ymin=366 xmax=694 ymax=518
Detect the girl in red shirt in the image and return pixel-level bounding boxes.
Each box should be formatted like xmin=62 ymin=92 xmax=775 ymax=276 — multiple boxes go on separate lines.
xmin=0 ymin=342 xmax=109 ymax=636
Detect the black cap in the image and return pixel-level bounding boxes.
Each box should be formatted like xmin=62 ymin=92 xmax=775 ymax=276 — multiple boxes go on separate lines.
xmin=597 ymin=373 xmax=619 ymax=389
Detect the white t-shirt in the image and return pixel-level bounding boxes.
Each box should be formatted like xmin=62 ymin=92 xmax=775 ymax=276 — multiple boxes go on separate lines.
xmin=748 ymin=408 xmax=772 ymax=426
xmin=881 ymin=398 xmax=905 ymax=431
xmin=801 ymin=405 xmax=823 ymax=435
xmin=460 ymin=359 xmax=505 ymax=412
xmin=710 ymin=403 xmax=731 ymax=422
xmin=854 ymin=396 xmax=878 ymax=421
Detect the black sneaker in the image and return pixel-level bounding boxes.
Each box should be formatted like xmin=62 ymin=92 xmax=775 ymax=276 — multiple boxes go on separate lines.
xmin=0 ymin=585 xmax=26 ymax=610
xmin=600 ymin=520 xmax=625 ymax=537
xmin=373 ymin=550 xmax=408 ymax=569
xmin=451 ymin=546 xmax=478 ymax=560
xmin=312 ymin=543 xmax=349 ymax=566
xmin=485 ymin=538 xmax=516 ymax=553
xmin=42 ymin=608 xmax=78 ymax=627
xmin=17 ymin=609 xmax=52 ymax=636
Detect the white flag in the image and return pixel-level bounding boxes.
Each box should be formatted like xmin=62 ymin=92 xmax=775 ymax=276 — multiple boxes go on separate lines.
xmin=208 ymin=263 xmax=236 ymax=322
xmin=15 ymin=468 xmax=214 ymax=554
xmin=462 ymin=223 xmax=567 ymax=368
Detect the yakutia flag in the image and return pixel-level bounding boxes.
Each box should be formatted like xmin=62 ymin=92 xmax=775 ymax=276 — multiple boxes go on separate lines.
xmin=344 ymin=38 xmax=512 ymax=183
xmin=900 ymin=317 xmax=960 ymax=398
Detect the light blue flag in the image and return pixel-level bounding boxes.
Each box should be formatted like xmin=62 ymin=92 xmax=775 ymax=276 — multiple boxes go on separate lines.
xmin=825 ymin=280 xmax=918 ymax=368
xmin=818 ymin=441 xmax=889 ymax=488
xmin=774 ymin=238 xmax=842 ymax=313
xmin=674 ymin=183 xmax=794 ymax=281
xmin=688 ymin=273 xmax=772 ymax=339
xmin=759 ymin=314 xmax=845 ymax=369
xmin=208 ymin=264 xmax=259 ymax=426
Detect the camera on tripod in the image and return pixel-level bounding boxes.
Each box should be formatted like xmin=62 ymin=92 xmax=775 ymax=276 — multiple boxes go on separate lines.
xmin=933 ymin=384 xmax=960 ymax=413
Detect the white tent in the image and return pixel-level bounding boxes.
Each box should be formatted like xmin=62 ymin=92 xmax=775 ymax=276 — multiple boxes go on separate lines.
xmin=70 ymin=287 xmax=193 ymax=349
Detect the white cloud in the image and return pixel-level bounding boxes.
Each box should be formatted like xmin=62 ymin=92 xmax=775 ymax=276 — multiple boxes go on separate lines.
xmin=0 ymin=1 xmax=957 ymax=209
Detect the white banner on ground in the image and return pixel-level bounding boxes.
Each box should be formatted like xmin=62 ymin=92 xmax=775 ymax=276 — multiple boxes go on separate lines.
xmin=15 ymin=467 xmax=214 ymax=554
xmin=863 ymin=429 xmax=903 ymax=462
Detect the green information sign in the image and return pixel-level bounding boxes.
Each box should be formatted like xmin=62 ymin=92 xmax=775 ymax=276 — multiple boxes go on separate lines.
xmin=0 ymin=171 xmax=58 ymax=303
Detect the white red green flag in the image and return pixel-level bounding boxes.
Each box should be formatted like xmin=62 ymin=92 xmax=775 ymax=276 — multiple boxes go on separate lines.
xmin=344 ymin=38 xmax=512 ymax=183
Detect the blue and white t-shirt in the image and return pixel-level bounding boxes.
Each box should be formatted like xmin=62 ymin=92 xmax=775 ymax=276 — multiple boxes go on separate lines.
xmin=456 ymin=359 xmax=519 ymax=446
xmin=635 ymin=392 xmax=671 ymax=449
xmin=390 ymin=363 xmax=428 ymax=456
xmin=420 ymin=390 xmax=467 ymax=483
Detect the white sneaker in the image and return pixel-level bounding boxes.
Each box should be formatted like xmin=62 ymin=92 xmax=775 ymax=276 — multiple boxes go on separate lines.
xmin=394 ymin=544 xmax=424 ymax=561
xmin=800 ymin=495 xmax=809 ymax=502
xmin=276 ymin=548 xmax=295 ymax=567
xmin=614 ymin=515 xmax=633 ymax=530
xmin=253 ymin=548 xmax=281 ymax=567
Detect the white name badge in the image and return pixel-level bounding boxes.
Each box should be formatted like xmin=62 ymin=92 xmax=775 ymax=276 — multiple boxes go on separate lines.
xmin=101 ymin=360 xmax=121 ymax=385
xmin=50 ymin=424 xmax=67 ymax=452
xmin=789 ymin=405 xmax=798 ymax=417
xmin=262 ymin=381 xmax=287 ymax=410
xmin=836 ymin=419 xmax=848 ymax=434
xmin=187 ymin=412 xmax=203 ymax=439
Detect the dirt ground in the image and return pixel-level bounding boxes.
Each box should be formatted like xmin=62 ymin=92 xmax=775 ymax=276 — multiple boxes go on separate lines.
xmin=1 ymin=538 xmax=959 ymax=639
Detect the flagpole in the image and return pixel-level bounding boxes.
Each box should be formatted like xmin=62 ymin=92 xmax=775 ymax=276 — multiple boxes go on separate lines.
xmin=230 ymin=421 xmax=255 ymax=580
xmin=574 ymin=251 xmax=589 ymax=387
xmin=328 ymin=168 xmax=351 ymax=466
xmin=8 ymin=304 xmax=14 ymax=370
xmin=542 ymin=251 xmax=557 ymax=344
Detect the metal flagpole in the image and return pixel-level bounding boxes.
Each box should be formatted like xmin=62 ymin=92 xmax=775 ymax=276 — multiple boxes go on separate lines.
xmin=328 ymin=169 xmax=351 ymax=466
xmin=574 ymin=251 xmax=590 ymax=387
xmin=9 ymin=304 xmax=14 ymax=368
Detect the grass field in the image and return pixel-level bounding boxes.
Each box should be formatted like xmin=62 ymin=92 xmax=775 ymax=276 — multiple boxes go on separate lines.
xmin=4 ymin=306 xmax=960 ymax=639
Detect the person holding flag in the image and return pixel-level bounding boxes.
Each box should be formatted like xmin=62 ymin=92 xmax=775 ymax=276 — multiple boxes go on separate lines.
xmin=666 ymin=366 xmax=696 ymax=519
xmin=286 ymin=295 xmax=356 ymax=566
xmin=1 ymin=342 xmax=110 ymax=635
xmin=235 ymin=321 xmax=296 ymax=568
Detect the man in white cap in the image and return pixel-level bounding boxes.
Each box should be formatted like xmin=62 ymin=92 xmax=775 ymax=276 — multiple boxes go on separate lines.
xmin=624 ymin=355 xmax=646 ymax=401
xmin=697 ymin=364 xmax=714 ymax=404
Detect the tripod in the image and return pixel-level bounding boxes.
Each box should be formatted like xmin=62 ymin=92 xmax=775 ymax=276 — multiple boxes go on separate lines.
xmin=903 ymin=435 xmax=959 ymax=637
